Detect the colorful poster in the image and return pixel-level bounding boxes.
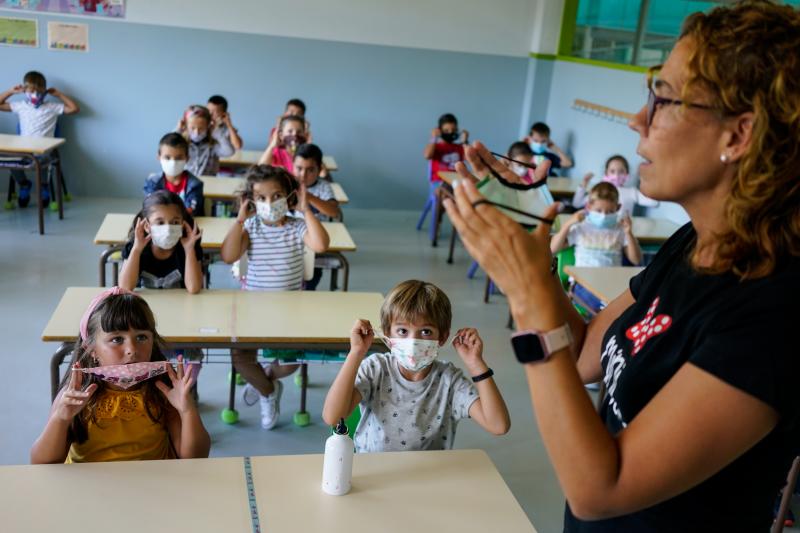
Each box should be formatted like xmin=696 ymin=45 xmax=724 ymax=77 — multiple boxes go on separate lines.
xmin=0 ymin=0 xmax=124 ymax=18
xmin=47 ymin=20 xmax=87 ymax=51
xmin=0 ymin=15 xmax=37 ymax=47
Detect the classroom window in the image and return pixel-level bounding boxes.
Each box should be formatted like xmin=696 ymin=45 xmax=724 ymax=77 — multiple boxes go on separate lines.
xmin=564 ymin=0 xmax=800 ymax=67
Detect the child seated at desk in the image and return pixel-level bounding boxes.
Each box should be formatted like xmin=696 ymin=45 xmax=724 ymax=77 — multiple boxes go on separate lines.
xmin=207 ymin=94 xmax=243 ymax=152
xmin=258 ymin=115 xmax=307 ymax=173
xmin=268 ymin=98 xmax=312 ymax=143
xmin=322 ymin=280 xmax=510 ymax=452
xmin=176 ymin=104 xmax=235 ymax=176
xmin=0 ymin=70 xmax=79 ymax=207
xmin=551 ymin=182 xmax=642 ymax=267
xmin=572 ymin=154 xmax=658 ymax=215
xmin=30 ymin=288 xmax=210 ymax=463
xmin=522 ymin=122 xmax=572 ymax=176
xmin=221 ymin=164 xmax=329 ymax=429
xmin=144 ymin=133 xmax=205 ymax=215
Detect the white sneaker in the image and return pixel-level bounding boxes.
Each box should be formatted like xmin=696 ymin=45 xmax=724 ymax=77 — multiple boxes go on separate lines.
xmin=259 ymin=380 xmax=283 ymax=430
xmin=242 ymin=383 xmax=259 ymax=406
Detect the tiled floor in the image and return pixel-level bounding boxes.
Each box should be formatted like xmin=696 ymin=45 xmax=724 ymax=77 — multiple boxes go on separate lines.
xmin=0 ymin=197 xmax=796 ymax=532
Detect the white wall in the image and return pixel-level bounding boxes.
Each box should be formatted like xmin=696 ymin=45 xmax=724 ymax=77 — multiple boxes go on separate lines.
xmin=122 ymin=0 xmax=540 ymax=57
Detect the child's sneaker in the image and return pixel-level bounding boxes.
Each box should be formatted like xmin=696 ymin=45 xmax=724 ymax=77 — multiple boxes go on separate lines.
xmin=17 ymin=184 xmax=31 ymax=208
xmin=40 ymin=187 xmax=50 ymax=208
xmin=242 ymin=383 xmax=259 ymax=406
xmin=259 ymin=380 xmax=283 ymax=430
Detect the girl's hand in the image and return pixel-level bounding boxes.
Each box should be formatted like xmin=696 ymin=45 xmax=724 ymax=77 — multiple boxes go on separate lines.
xmin=452 ymin=328 xmax=485 ymax=369
xmin=176 ymin=118 xmax=186 ymax=132
xmin=350 ymin=319 xmax=375 ymax=357
xmin=132 ymin=218 xmax=151 ymax=252
xmin=621 ymin=212 xmax=633 ymax=234
xmin=53 ymin=364 xmax=98 ymax=422
xmin=582 ymin=172 xmax=594 ymax=188
xmin=237 ymin=196 xmax=252 ymax=223
xmin=155 ymin=356 xmax=196 ymax=415
xmin=181 ymin=221 xmax=202 ymax=251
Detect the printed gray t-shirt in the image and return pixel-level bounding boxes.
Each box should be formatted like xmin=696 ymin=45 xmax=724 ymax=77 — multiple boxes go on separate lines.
xmin=353 ymin=352 xmax=479 ymax=453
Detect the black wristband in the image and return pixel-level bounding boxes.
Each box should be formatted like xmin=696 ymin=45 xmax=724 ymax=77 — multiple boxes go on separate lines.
xmin=471 ymin=368 xmax=494 ymax=383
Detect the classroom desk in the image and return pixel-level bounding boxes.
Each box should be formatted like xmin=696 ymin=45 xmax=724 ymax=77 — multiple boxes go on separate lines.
xmin=93 ymin=214 xmax=357 ymax=289
xmin=564 ymin=266 xmax=643 ymax=306
xmin=42 ymin=287 xmax=384 ymax=424
xmin=220 ymin=149 xmax=338 ymax=171
xmin=200 ymin=175 xmax=350 ymax=204
xmin=0 ymin=133 xmax=66 ymax=235
xmin=0 ymin=450 xmax=537 ymax=533
xmin=555 ymin=214 xmax=680 ymax=245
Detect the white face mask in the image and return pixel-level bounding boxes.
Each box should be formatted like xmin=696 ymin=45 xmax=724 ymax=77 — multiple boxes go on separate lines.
xmin=256 ymin=198 xmax=288 ymax=223
xmin=160 ymin=158 xmax=186 ymax=177
xmin=512 ymin=164 xmax=529 ymax=177
xmin=389 ymin=338 xmax=440 ymax=372
xmin=149 ymin=223 xmax=182 ymax=249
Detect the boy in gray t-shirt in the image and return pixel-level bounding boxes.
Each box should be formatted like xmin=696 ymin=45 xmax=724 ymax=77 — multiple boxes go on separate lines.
xmin=323 ymin=280 xmax=510 ymax=453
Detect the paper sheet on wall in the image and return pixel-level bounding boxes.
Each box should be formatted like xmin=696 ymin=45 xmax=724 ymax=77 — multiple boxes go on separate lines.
xmin=47 ymin=21 xmax=88 ymax=52
xmin=0 ymin=16 xmax=37 ymax=47
xmin=0 ymin=0 xmax=124 ymax=18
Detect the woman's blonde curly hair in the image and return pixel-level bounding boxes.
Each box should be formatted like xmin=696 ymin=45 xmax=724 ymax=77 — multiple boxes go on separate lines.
xmin=679 ymin=0 xmax=800 ymax=279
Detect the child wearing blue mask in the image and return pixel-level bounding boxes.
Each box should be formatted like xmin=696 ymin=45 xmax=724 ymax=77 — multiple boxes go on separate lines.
xmin=322 ymin=280 xmax=510 ymax=453
xmin=175 ymin=104 xmax=234 ymax=176
xmin=523 ymin=122 xmax=572 ymax=176
xmin=0 ymin=70 xmax=79 ymax=207
xmin=551 ymin=181 xmax=642 ymax=267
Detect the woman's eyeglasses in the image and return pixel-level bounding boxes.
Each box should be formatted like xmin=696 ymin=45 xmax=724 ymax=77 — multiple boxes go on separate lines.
xmin=645 ymin=65 xmax=714 ymax=126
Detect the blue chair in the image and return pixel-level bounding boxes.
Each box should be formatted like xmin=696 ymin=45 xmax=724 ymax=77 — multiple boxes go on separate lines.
xmin=416 ymin=178 xmax=440 ymax=244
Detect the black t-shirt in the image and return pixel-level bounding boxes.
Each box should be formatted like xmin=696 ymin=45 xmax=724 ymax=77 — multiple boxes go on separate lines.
xmin=565 ymin=223 xmax=800 ymax=532
xmin=122 ymin=239 xmax=203 ymax=289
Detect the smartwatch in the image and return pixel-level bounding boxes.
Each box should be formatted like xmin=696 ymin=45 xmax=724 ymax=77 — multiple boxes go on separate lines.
xmin=511 ymin=324 xmax=573 ymax=364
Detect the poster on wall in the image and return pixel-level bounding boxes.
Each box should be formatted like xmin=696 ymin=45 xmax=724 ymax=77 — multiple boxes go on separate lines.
xmin=0 ymin=0 xmax=124 ymax=18
xmin=47 ymin=21 xmax=87 ymax=51
xmin=0 ymin=15 xmax=37 ymax=47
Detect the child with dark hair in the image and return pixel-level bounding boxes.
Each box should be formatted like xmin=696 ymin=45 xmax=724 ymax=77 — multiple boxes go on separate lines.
xmin=175 ymin=104 xmax=234 ymax=176
xmin=259 ymin=115 xmax=307 ymax=173
xmin=573 ymin=154 xmax=659 ymax=215
xmin=292 ymin=143 xmax=340 ymax=221
xmin=523 ymin=121 xmax=572 ymax=176
xmin=207 ymin=95 xmax=243 ymax=151
xmin=0 ymin=70 xmax=80 ymax=207
xmin=143 ymin=133 xmax=205 ymax=215
xmin=423 ymin=113 xmax=469 ymax=184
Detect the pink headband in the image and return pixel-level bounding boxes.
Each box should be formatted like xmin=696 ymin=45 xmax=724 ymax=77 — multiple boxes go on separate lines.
xmin=79 ymin=287 xmax=138 ymax=343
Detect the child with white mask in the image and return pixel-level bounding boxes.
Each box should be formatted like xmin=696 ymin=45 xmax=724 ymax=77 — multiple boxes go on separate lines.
xmin=221 ymin=164 xmax=330 ymax=429
xmin=143 ymin=132 xmax=206 ymax=215
xmin=175 ymin=104 xmax=235 ymax=176
xmin=322 ymin=280 xmax=510 ymax=453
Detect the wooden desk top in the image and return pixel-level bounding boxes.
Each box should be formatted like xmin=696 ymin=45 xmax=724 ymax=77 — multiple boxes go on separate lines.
xmin=41 ymin=288 xmax=383 ymax=343
xmin=94 ymin=213 xmax=356 ymax=252
xmin=201 ymin=176 xmax=349 ymax=204
xmin=555 ymin=214 xmax=680 ymax=244
xmin=0 ymin=451 xmax=536 ymax=533
xmin=0 ymin=133 xmax=65 ymax=155
xmin=219 ymin=150 xmax=338 ymax=171
xmin=438 ymin=171 xmax=578 ymax=196
xmin=564 ymin=266 xmax=643 ymax=304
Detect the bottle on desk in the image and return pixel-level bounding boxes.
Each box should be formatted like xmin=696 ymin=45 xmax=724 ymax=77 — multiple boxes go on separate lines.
xmin=322 ymin=418 xmax=354 ymax=496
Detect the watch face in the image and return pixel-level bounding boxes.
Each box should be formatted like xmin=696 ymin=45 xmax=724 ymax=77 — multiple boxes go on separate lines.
xmin=511 ymin=333 xmax=546 ymax=364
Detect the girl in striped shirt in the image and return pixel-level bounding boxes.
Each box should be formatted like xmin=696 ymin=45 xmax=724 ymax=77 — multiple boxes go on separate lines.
xmin=221 ymin=165 xmax=329 ymax=429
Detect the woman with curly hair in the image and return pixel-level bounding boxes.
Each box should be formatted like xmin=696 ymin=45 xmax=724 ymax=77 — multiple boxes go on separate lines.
xmin=443 ymin=1 xmax=799 ymax=530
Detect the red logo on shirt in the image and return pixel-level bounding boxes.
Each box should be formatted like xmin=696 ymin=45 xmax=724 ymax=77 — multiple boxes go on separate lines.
xmin=625 ymin=297 xmax=672 ymax=355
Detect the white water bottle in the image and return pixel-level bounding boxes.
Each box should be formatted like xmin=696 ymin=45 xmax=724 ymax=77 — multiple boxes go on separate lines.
xmin=321 ymin=418 xmax=354 ymax=496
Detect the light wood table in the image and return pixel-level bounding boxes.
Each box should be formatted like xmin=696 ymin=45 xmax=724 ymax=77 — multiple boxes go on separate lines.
xmin=0 ymin=133 xmax=66 ymax=234
xmin=251 ymin=450 xmax=537 ymax=533
xmin=200 ymin=175 xmax=349 ymax=204
xmin=564 ymin=266 xmax=643 ymax=305
xmin=220 ymin=150 xmax=338 ymax=171
xmin=330 ymin=181 xmax=348 ymax=203
xmin=93 ymin=213 xmax=357 ymax=288
xmin=555 ymin=214 xmax=680 ymax=245
xmin=0 ymin=451 xmax=537 ymax=533
xmin=42 ymin=287 xmax=383 ymax=424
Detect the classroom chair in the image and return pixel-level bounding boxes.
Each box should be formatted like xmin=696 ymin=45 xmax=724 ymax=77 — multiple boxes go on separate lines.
xmin=773 ymin=456 xmax=799 ymax=533
xmin=416 ymin=179 xmax=441 ymax=244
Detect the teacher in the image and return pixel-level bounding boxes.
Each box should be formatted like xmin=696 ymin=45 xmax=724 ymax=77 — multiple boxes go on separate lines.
xmin=443 ymin=1 xmax=799 ymax=531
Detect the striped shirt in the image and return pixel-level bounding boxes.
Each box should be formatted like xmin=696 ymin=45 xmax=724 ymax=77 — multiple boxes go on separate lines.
xmin=243 ymin=216 xmax=307 ymax=291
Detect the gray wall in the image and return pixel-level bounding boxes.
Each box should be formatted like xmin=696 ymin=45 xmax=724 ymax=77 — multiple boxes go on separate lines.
xmin=0 ymin=14 xmax=530 ymax=209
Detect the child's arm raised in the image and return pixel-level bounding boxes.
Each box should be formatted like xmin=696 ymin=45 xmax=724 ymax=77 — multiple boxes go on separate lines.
xmin=548 ymin=140 xmax=573 ymax=169
xmin=621 ymin=214 xmax=643 ymax=266
xmin=31 ymin=365 xmax=98 ymax=464
xmin=223 ymin=113 xmax=243 ymax=151
xmin=453 ymin=328 xmax=510 ymax=435
xmin=47 ymin=88 xmax=80 ymax=115
xmin=550 ymin=211 xmax=583 ymax=255
xmin=181 ymin=221 xmax=204 ymax=294
xmin=220 ymin=198 xmax=252 ymax=263
xmin=322 ymin=319 xmax=371 ymax=426
xmin=158 ymin=358 xmax=211 ymax=458
xmin=0 ymin=85 xmax=22 ymax=112
xmin=423 ymin=127 xmax=441 ymax=160
xmin=298 ymin=185 xmax=330 ymax=253
xmin=257 ymin=132 xmax=280 ymax=165
xmin=119 ymin=218 xmax=150 ymax=291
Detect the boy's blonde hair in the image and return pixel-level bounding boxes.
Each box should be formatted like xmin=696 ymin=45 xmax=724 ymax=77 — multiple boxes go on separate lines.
xmin=589 ymin=181 xmax=619 ymax=204
xmin=380 ymin=280 xmax=451 ymax=340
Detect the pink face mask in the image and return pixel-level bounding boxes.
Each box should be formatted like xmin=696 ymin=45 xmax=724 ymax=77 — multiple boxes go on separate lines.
xmin=602 ymin=173 xmax=629 ymax=187
xmin=78 ymin=362 xmax=168 ymax=389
